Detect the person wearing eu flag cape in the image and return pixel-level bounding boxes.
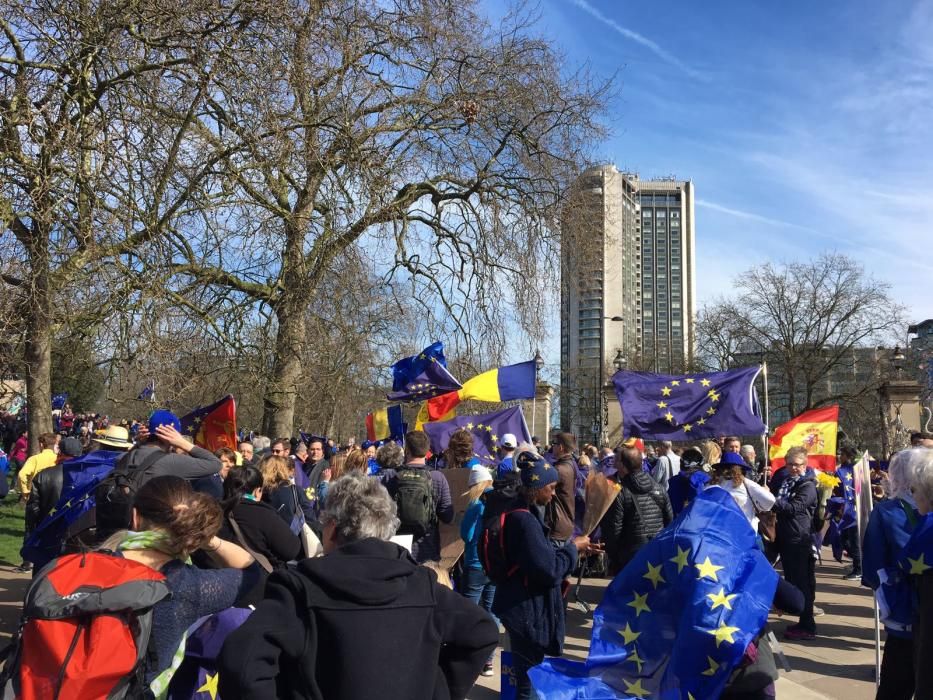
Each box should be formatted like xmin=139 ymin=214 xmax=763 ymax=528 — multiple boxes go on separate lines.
xmin=900 ymin=448 xmax=933 ymax=697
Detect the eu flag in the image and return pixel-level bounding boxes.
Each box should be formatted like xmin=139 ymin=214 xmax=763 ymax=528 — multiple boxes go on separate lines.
xmin=613 ymin=366 xmax=766 ymax=440
xmin=21 ymin=450 xmax=122 ymax=566
xmin=422 ymin=405 xmax=530 ymax=465
xmin=51 ymin=393 xmax=68 ymax=410
xmin=388 ymin=342 xmax=461 ymax=402
xmin=167 ymin=607 xmax=251 ymax=700
xmin=137 ymin=379 xmax=155 ymax=402
xmin=900 ymin=512 xmax=933 ymax=577
xmin=529 ymin=488 xmax=777 ymax=699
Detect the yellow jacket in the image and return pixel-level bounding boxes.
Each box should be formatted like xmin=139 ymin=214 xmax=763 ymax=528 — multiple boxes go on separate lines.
xmin=17 ymin=449 xmax=57 ymax=495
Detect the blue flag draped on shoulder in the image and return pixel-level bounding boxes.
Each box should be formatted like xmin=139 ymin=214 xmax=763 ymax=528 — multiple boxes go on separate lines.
xmin=388 ymin=342 xmax=462 ymax=402
xmin=613 ymin=366 xmax=766 ymax=440
xmin=900 ymin=512 xmax=933 ymax=577
xmin=21 ymin=450 xmax=122 ymax=566
xmin=422 ymin=405 xmax=529 ymax=466
xmin=529 ymin=488 xmax=777 ymax=699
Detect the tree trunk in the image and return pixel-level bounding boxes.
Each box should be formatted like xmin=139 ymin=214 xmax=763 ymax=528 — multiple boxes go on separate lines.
xmin=24 ymin=233 xmax=53 ymax=454
xmin=261 ymin=300 xmax=306 ymax=438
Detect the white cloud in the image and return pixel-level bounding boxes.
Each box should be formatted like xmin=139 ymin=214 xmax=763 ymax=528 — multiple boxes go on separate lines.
xmin=566 ymin=0 xmax=708 ymax=81
xmin=695 ymin=198 xmax=813 ymax=232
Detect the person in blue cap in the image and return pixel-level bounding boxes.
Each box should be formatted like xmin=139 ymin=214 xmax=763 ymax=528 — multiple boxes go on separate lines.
xmin=118 ymin=409 xmax=222 ymax=483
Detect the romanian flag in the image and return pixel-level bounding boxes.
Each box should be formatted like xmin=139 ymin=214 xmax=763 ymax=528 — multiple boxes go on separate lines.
xmin=768 ymin=406 xmax=839 ymax=473
xmin=425 ymin=360 xmax=536 ymax=421
xmin=180 ymin=395 xmax=238 ymax=452
xmin=366 ymin=405 xmax=405 ymax=441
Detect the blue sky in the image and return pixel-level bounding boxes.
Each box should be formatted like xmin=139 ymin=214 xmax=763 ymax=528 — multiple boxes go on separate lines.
xmin=483 ymin=0 xmax=933 ymax=332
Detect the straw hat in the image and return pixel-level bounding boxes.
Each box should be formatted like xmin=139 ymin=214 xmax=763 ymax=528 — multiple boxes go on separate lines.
xmin=93 ymin=425 xmax=133 ymax=449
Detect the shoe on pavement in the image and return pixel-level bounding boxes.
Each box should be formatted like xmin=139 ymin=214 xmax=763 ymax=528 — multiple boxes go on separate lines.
xmin=842 ymin=570 xmax=862 ymax=581
xmin=813 ymin=605 xmax=825 ymax=616
xmin=481 ymin=663 xmax=495 ymax=677
xmin=784 ymin=626 xmax=816 ymax=641
xmin=13 ymin=562 xmax=32 ymax=573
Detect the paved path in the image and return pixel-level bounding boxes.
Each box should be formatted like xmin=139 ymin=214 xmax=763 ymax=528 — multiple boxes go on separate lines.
xmin=470 ymin=551 xmax=880 ymax=699
xmin=0 ymin=551 xmax=880 ymax=698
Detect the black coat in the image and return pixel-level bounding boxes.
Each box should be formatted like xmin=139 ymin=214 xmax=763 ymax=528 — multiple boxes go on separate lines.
xmin=220 ymin=499 xmax=302 ymax=570
xmin=25 ymin=463 xmax=63 ymax=532
xmin=600 ymin=469 xmax=674 ymax=573
xmin=915 ymin=571 xmax=933 ymax=698
xmin=217 ymin=538 xmax=497 ymax=700
xmin=772 ymin=473 xmax=817 ymax=546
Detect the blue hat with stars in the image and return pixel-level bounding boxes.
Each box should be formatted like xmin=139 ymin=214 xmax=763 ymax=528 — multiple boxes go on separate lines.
xmin=517 ymin=450 xmax=558 ymax=488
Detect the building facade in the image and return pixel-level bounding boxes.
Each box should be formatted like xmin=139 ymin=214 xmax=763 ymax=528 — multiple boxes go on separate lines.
xmin=560 ymin=165 xmax=696 ymax=440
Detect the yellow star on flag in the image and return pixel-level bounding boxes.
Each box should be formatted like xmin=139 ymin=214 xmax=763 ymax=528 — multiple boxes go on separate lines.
xmin=710 ymin=391 xmax=721 ymax=402
xmin=627 ymin=646 xmax=645 ymax=672
xmin=686 ymin=378 xmax=695 ymax=384
xmin=683 ymin=423 xmax=693 ymax=432
xmin=643 ymin=561 xmax=666 ymax=589
xmin=700 ymin=378 xmax=711 ymax=387
xmin=619 ymin=622 xmax=641 ymax=645
xmin=476 ymin=423 xmax=484 ymax=430
xmin=466 ymin=423 xmax=474 ymax=430
xmin=708 ymin=622 xmax=741 ymax=647
xmin=623 ymin=678 xmax=650 ymax=698
xmin=485 ymin=426 xmax=492 ymax=432
xmin=657 ymin=401 xmax=668 ymax=408
xmin=670 ymin=545 xmax=691 ymax=573
xmin=197 ymin=672 xmax=220 ymax=699
xmin=908 ymin=553 xmax=931 ymax=575
xmin=491 ymin=435 xmax=498 ymax=442
xmin=671 ymin=380 xmax=681 ymax=386
xmin=707 ymin=407 xmax=717 ymax=416
xmin=665 ymin=411 xmax=675 ymax=423
xmin=661 ymin=386 xmax=672 ymax=396
xmin=695 ymin=556 xmax=724 ymax=581
xmin=707 ymin=587 xmax=738 ymax=611
xmin=702 ymin=656 xmax=720 ymax=676
xmin=697 ymin=418 xmax=706 ymax=425
xmin=627 ymin=591 xmax=651 ymax=617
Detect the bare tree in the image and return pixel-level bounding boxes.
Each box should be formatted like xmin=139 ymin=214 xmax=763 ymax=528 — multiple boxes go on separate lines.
xmin=142 ymin=0 xmax=610 ymax=436
xmin=696 ymin=253 xmax=905 ymax=418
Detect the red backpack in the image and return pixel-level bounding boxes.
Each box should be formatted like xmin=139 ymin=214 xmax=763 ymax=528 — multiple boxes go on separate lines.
xmin=1 ymin=552 xmax=170 ymax=699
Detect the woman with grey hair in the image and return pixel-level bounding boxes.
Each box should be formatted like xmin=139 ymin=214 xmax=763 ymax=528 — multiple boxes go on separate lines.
xmin=375 ymin=441 xmax=405 ymax=475
xmin=219 ymin=473 xmax=498 ymax=700
xmin=862 ymin=448 xmax=924 ymax=699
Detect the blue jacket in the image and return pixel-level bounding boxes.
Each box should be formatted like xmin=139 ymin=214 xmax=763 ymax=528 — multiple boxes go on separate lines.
xmin=862 ymin=497 xmax=921 ymax=638
xmin=491 ymin=505 xmax=577 ymax=655
xmin=460 ymin=489 xmax=493 ymax=570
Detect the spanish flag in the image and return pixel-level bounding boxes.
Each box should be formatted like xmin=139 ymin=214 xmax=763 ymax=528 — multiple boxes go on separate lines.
xmin=768 ymin=406 xmax=839 ymax=473
xmin=424 ymin=360 xmax=537 ymax=421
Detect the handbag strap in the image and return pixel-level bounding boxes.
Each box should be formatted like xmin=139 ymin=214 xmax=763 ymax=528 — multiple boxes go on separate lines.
xmin=226 ymin=514 xmax=273 ymax=573
xmin=743 ymin=482 xmax=765 ymax=516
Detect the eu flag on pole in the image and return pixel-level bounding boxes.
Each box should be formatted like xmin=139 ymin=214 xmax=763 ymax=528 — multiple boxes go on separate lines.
xmin=529 ymin=488 xmax=777 ymax=699
xmin=387 ymin=347 xmax=462 ymax=403
xmin=422 ymin=405 xmax=529 ymax=465
xmin=137 ymin=379 xmax=156 ymax=402
xmin=612 ymin=366 xmax=766 ymax=440
xmin=180 ymin=396 xmax=238 ymax=452
xmin=51 ymin=393 xmax=68 ymax=410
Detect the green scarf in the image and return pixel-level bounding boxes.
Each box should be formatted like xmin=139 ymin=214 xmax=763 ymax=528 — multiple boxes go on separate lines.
xmin=117 ymin=530 xmax=177 ymax=556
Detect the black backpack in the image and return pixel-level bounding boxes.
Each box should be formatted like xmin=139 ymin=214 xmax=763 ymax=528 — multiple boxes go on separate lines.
xmin=94 ymin=448 xmax=166 ymax=538
xmin=478 ymin=480 xmax=528 ymax=584
xmin=393 ymin=467 xmax=436 ymax=539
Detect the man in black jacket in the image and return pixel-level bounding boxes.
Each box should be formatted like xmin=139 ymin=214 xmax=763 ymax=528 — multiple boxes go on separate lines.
xmin=218 ymin=472 xmax=497 ymax=700
xmin=773 ymin=446 xmax=818 ymax=640
xmin=600 ymin=445 xmax=674 ymax=575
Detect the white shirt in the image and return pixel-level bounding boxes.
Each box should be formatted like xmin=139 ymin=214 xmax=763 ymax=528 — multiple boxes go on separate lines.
xmin=708 ymin=477 xmax=776 ymax=531
xmin=650 ymin=452 xmax=681 ymax=489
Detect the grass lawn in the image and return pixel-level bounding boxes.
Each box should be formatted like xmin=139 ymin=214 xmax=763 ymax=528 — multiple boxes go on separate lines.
xmin=0 ymin=500 xmax=25 ymax=566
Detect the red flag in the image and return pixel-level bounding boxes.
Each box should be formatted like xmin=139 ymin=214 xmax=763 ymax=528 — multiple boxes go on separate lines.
xmin=180 ymin=396 xmax=238 ymax=452
xmin=768 ymin=405 xmax=839 ymax=473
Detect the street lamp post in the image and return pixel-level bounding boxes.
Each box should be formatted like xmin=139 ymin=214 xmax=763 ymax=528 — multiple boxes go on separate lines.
xmin=533 ymin=349 xmax=544 ymax=439
xmin=595 ymin=316 xmax=625 ymax=445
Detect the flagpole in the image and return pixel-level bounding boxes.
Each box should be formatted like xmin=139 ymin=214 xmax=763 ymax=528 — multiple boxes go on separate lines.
xmin=761 ymin=360 xmax=771 ymax=484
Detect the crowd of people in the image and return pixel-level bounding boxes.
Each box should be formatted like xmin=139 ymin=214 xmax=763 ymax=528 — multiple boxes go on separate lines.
xmin=2 ymin=409 xmax=933 ymax=700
